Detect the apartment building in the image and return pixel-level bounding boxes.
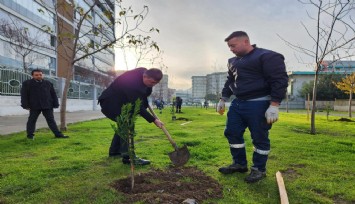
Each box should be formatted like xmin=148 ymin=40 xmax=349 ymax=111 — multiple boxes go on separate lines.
xmin=191 ymin=76 xmax=206 ymax=99
xmin=152 ymin=74 xmax=171 ymax=102
xmin=206 ymin=72 xmax=227 ymax=95
xmin=191 ymin=72 xmax=228 ymax=100
xmin=0 ymin=0 xmax=115 ymax=87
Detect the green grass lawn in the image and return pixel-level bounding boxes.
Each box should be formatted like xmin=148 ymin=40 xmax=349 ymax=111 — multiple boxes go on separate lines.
xmin=0 ymin=107 xmax=354 ymax=204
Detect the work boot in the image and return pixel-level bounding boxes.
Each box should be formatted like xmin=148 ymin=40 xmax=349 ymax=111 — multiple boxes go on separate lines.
xmin=244 ymin=167 xmax=266 ymax=183
xmin=122 ymin=155 xmax=150 ymax=165
xmin=27 ymin=135 xmax=34 ymax=140
xmin=218 ymin=163 xmax=248 ymax=174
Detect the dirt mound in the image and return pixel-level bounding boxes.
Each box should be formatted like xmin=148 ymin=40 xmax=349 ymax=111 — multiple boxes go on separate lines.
xmin=176 ymin=117 xmax=189 ymax=121
xmin=335 ymin=118 xmax=354 ymax=122
xmin=111 ymin=166 xmax=223 ymax=203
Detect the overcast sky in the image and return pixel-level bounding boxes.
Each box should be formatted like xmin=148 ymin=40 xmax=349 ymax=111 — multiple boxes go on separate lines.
xmin=115 ymin=0 xmax=321 ymax=90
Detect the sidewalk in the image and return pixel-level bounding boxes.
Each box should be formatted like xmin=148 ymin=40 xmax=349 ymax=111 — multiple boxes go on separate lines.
xmin=0 ymin=110 xmax=105 ymax=136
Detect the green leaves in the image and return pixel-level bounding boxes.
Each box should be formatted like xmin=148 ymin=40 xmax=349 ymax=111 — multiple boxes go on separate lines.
xmin=119 ymin=10 xmax=126 ymax=16
xmin=333 ymin=72 xmax=355 ymax=95
xmin=298 ymin=74 xmax=349 ymax=100
xmin=113 ymin=99 xmax=142 ymax=140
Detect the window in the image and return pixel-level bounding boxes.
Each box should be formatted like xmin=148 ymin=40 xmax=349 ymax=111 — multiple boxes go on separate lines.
xmin=50 ymin=35 xmax=56 ymax=47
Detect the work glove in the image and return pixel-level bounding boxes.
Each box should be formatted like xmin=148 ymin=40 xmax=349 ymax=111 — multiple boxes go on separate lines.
xmin=265 ymin=105 xmax=279 ymax=124
xmin=217 ymin=99 xmax=225 ymax=115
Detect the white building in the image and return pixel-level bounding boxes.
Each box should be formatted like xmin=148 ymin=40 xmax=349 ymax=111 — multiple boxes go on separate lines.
xmin=152 ymin=74 xmax=170 ymax=102
xmin=191 ymin=76 xmax=206 ymax=99
xmin=192 ymin=72 xmax=228 ymax=100
xmin=288 ymin=61 xmax=355 ymax=101
xmin=206 ymin=72 xmax=228 ymax=95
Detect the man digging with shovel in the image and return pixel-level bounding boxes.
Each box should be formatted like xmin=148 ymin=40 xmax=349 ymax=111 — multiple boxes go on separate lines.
xmin=98 ymin=68 xmax=164 ymax=165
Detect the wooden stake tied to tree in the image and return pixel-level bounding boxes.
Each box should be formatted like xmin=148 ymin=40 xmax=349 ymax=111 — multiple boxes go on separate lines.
xmin=111 ymin=99 xmax=141 ymax=190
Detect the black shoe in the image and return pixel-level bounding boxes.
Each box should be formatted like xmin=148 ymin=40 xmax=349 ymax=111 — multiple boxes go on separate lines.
xmin=27 ymin=135 xmax=34 ymax=140
xmin=122 ymin=156 xmax=151 ymax=165
xmin=244 ymin=167 xmax=266 ymax=183
xmin=55 ymin=135 xmax=69 ymax=138
xmin=218 ymin=163 xmax=248 ymax=174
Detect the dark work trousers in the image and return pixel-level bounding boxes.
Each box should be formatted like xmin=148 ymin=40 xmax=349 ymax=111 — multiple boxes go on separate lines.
xmin=176 ymin=104 xmax=182 ymax=113
xmin=109 ymin=133 xmax=130 ymax=155
xmin=224 ymin=99 xmax=272 ymax=172
xmin=27 ymin=109 xmax=62 ymax=137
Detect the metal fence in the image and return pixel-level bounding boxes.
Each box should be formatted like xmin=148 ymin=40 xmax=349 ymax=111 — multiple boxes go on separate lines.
xmin=67 ymin=81 xmax=104 ymax=100
xmin=0 ymin=68 xmax=31 ymax=95
xmin=0 ymin=67 xmax=103 ymax=99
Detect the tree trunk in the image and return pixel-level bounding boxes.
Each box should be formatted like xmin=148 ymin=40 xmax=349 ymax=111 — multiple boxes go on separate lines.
xmin=349 ymin=92 xmax=352 ymax=118
xmin=128 ymin=133 xmax=135 ymax=191
xmin=286 ymin=93 xmax=289 ymax=113
xmin=60 ymin=65 xmax=74 ymax=131
xmin=22 ymin=55 xmax=27 ymax=74
xmin=310 ymin=73 xmax=319 ymax=135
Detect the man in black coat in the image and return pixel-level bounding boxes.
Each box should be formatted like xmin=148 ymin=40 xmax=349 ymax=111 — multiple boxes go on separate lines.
xmin=21 ymin=69 xmax=69 ymax=139
xmin=175 ymin=97 xmax=183 ymax=113
xmin=98 ymin=67 xmax=164 ymax=165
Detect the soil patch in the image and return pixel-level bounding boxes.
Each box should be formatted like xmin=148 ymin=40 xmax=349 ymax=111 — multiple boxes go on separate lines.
xmin=280 ymin=168 xmax=301 ymax=180
xmin=335 ymin=118 xmax=354 ymax=122
xmin=176 ymin=117 xmax=189 ymax=121
xmin=111 ymin=166 xmax=223 ymax=204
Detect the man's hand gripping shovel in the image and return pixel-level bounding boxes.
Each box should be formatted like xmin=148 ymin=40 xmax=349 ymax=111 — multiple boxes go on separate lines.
xmin=148 ymin=105 xmax=190 ymax=167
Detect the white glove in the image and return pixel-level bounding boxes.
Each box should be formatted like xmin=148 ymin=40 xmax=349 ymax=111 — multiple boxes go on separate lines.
xmin=265 ymin=105 xmax=279 ymax=124
xmin=217 ymin=99 xmax=225 ymax=115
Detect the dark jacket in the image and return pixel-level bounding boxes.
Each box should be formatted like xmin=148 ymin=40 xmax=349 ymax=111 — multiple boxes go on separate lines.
xmin=98 ymin=68 xmax=155 ymax=122
xmin=21 ymin=79 xmax=59 ymax=110
xmin=222 ymin=46 xmax=288 ymax=103
xmin=176 ymin=97 xmax=183 ymax=106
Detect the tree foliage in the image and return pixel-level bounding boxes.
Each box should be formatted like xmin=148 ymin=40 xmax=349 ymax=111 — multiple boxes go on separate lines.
xmin=37 ymin=0 xmax=159 ymax=130
xmin=333 ymin=72 xmax=355 ymax=95
xmin=298 ymin=74 xmax=349 ymax=100
xmin=0 ymin=19 xmax=49 ymax=73
xmin=111 ymin=99 xmax=141 ymax=190
xmin=280 ymin=0 xmax=355 ymax=134
xmin=333 ymin=72 xmax=355 ymax=117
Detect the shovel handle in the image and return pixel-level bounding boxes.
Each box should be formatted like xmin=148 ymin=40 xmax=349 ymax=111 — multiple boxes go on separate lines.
xmin=148 ymin=105 xmax=179 ymax=150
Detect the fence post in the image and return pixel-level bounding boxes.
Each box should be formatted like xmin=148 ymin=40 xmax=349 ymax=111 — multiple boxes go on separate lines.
xmin=92 ymin=84 xmax=97 ymax=110
xmin=307 ymin=93 xmax=310 ymax=121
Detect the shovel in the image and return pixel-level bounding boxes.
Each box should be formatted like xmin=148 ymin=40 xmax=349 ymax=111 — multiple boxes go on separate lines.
xmin=148 ymin=105 xmax=190 ymax=167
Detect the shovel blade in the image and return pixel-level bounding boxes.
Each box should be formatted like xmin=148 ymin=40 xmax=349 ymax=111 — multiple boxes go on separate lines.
xmin=168 ymin=145 xmax=190 ymax=167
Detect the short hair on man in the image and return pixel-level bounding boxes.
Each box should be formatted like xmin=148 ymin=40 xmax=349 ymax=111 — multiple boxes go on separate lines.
xmin=31 ymin=69 xmax=43 ymax=75
xmin=144 ymin=68 xmax=163 ymax=81
xmin=225 ymin=31 xmax=249 ymax=42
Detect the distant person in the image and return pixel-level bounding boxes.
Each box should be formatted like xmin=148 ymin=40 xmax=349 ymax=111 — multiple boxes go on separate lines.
xmin=217 ymin=31 xmax=288 ymax=183
xmin=154 ymin=99 xmax=164 ymax=114
xmin=203 ymin=100 xmax=209 ymax=109
xmin=175 ymin=97 xmax=183 ymax=113
xmin=98 ymin=68 xmax=164 ymax=165
xmin=154 ymin=99 xmax=161 ymax=110
xmin=20 ymin=69 xmax=69 ymax=139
